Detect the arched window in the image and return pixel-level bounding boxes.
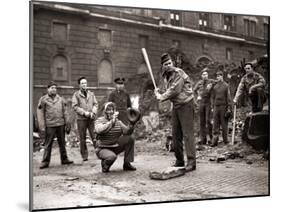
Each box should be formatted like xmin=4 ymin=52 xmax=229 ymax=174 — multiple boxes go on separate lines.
xmin=51 ymin=55 xmax=69 ymax=81
xmin=98 ymin=59 xmax=113 ymax=86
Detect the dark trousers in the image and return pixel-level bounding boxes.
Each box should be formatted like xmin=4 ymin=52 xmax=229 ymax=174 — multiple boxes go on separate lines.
xmin=249 ymin=87 xmax=266 ymax=113
xmin=199 ymin=103 xmax=213 ymax=143
xmin=77 ymin=119 xmax=95 ymax=160
xmin=172 ymin=101 xmax=195 ymax=164
xmin=42 ymin=125 xmax=68 ymax=164
xmin=96 ymin=136 xmax=135 ymax=166
xmin=213 ymin=105 xmax=228 ymax=143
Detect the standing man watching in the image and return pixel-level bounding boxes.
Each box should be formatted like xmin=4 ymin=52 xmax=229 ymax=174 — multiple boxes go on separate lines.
xmin=72 ymin=77 xmax=98 ymax=162
xmin=193 ymin=67 xmax=215 ymax=145
xmin=37 ymin=81 xmax=73 ymax=169
xmin=233 ymin=63 xmax=266 ymax=113
xmin=154 ymin=53 xmax=196 ymax=172
xmin=210 ymin=71 xmax=232 ymax=147
xmin=108 ymin=77 xmax=132 ymax=125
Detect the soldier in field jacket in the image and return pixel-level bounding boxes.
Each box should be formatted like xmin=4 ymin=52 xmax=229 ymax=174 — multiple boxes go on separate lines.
xmin=37 ymin=81 xmax=73 ymax=169
xmin=193 ymin=67 xmax=216 ymax=145
xmin=210 ymin=71 xmax=232 ymax=147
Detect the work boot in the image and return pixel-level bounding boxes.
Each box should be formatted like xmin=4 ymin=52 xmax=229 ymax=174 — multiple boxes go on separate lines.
xmin=172 ymin=160 xmax=185 ymax=167
xmin=185 ymin=159 xmax=196 ymax=172
xmin=39 ymin=162 xmax=49 ymax=169
xmin=61 ymin=159 xmax=74 ymax=165
xmin=123 ymin=162 xmax=136 ymax=171
xmin=210 ymin=136 xmax=219 ymax=147
xmin=101 ymin=160 xmax=110 ymax=173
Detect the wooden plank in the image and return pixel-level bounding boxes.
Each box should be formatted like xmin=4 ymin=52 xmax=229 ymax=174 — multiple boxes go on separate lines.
xmin=149 ymin=166 xmax=186 ymax=180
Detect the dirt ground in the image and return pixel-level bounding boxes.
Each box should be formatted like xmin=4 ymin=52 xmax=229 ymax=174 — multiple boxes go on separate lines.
xmin=32 ymin=136 xmax=268 ymax=210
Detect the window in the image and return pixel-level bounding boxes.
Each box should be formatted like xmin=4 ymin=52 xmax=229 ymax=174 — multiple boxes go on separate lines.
xmin=244 ymin=19 xmax=249 ymax=36
xmin=51 ymin=55 xmax=69 ymax=81
xmin=264 ymin=23 xmax=269 ymax=40
xmin=52 ymin=22 xmax=68 ymax=41
xmin=199 ymin=13 xmax=209 ymax=28
xmin=170 ymin=11 xmax=181 ymax=26
xmin=244 ymin=19 xmax=256 ymax=37
xmin=249 ymin=21 xmax=256 ymax=37
xmin=226 ymin=48 xmax=233 ymax=60
xmin=140 ymin=9 xmax=152 ymax=17
xmin=98 ymin=29 xmax=112 ymax=48
xmin=97 ymin=59 xmax=113 ymax=85
xmin=223 ymin=15 xmax=236 ymax=31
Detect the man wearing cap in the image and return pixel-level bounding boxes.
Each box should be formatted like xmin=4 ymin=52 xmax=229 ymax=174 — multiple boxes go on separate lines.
xmin=72 ymin=77 xmax=98 ymax=162
xmin=233 ymin=63 xmax=266 ymax=113
xmin=95 ymin=102 xmax=138 ymax=172
xmin=108 ymin=77 xmax=132 ymax=124
xmin=210 ymin=71 xmax=232 ymax=147
xmin=193 ymin=67 xmax=216 ymax=145
xmin=37 ymin=81 xmax=73 ymax=169
xmin=154 ymin=53 xmax=196 ymax=172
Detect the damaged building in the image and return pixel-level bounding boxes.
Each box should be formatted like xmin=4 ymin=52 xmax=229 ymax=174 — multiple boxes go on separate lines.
xmin=31 ymin=1 xmax=269 ymax=117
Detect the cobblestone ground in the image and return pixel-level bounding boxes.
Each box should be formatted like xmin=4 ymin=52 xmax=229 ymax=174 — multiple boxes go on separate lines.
xmin=32 ymin=142 xmax=268 ymax=210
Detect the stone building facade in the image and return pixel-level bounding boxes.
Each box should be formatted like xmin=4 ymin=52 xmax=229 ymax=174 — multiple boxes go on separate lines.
xmin=31 ymin=2 xmax=269 ymax=109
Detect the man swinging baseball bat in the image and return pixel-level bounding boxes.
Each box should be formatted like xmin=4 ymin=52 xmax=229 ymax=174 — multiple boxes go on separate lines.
xmin=141 ymin=49 xmax=196 ymax=172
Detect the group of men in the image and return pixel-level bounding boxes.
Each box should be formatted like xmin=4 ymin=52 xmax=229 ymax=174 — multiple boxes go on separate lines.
xmin=36 ymin=51 xmax=266 ymax=174
xmin=37 ymin=76 xmax=136 ymax=172
xmin=155 ymin=53 xmax=266 ymax=172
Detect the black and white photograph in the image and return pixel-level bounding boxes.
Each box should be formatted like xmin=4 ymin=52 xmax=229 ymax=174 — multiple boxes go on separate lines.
xmin=29 ymin=0 xmax=271 ymax=211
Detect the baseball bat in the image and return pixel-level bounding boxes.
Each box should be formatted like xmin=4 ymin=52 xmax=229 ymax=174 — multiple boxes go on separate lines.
xmin=141 ymin=48 xmax=157 ymax=90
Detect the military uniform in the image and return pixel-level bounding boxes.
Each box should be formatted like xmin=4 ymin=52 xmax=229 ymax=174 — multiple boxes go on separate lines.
xmin=108 ymin=89 xmax=132 ymax=124
xmin=37 ymin=93 xmax=72 ymax=167
xmin=211 ymin=80 xmax=232 ymax=145
xmin=234 ymin=72 xmax=266 ymax=112
xmin=194 ymin=79 xmax=216 ymax=144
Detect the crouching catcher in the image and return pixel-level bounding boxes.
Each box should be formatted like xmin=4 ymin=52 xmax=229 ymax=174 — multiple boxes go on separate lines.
xmin=95 ymin=102 xmax=140 ymax=173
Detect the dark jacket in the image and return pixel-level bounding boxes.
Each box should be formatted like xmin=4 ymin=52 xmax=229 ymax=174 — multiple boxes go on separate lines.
xmin=234 ymin=72 xmax=266 ymax=102
xmin=72 ymin=90 xmax=98 ymax=120
xmin=194 ymin=79 xmax=216 ymax=105
xmin=211 ymin=81 xmax=232 ymax=107
xmin=37 ymin=94 xmax=68 ymax=128
xmin=108 ymin=89 xmax=131 ymax=124
xmin=160 ymin=67 xmax=194 ymax=108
